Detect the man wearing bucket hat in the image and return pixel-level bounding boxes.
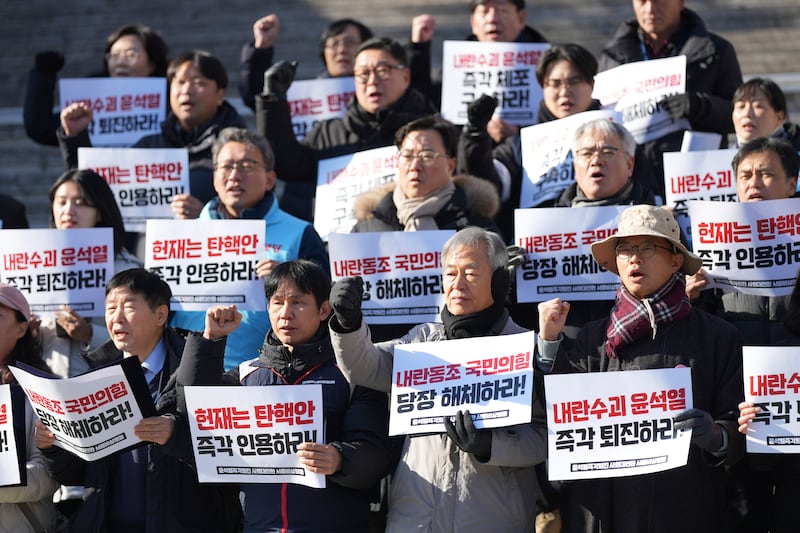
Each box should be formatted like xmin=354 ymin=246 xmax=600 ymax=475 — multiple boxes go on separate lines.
xmin=537 ymin=204 xmax=744 ymax=533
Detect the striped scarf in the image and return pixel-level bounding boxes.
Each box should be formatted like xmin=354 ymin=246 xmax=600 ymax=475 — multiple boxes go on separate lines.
xmin=605 ymin=273 xmax=691 ymax=358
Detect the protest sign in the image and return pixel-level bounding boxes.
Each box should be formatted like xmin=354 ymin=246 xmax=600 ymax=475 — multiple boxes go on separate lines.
xmin=688 ymin=198 xmax=800 ymax=296
xmin=328 ymin=230 xmax=453 ymax=324
xmin=287 ymin=77 xmax=355 ymax=139
xmin=389 ymin=331 xmax=535 ymax=436
xmin=519 ymin=109 xmax=620 ymax=207
xmin=593 ymin=56 xmax=689 ymax=144
xmin=515 ymin=206 xmax=626 ymax=302
xmin=546 ymin=367 xmax=693 ymax=480
xmin=185 ymin=385 xmax=325 ymax=487
xmin=441 ymin=41 xmax=550 ymax=125
xmin=742 ymin=346 xmax=800 ymax=453
xmin=0 ymin=385 xmax=25 ymax=487
xmin=11 ymin=358 xmax=155 ymax=461
xmin=145 ymin=219 xmax=266 ymax=311
xmin=314 ymin=145 xmax=398 ymax=240
xmin=0 ymin=228 xmax=113 ymax=318
xmin=79 ymin=147 xmax=189 ymax=232
xmin=59 ymin=77 xmax=167 ymax=146
xmin=663 ymin=149 xmax=737 ymax=242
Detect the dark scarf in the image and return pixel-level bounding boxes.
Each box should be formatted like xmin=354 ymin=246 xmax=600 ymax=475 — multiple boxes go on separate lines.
xmin=440 ymin=268 xmax=510 ymax=339
xmin=605 ymin=272 xmax=691 ymax=358
xmin=571 ymin=179 xmax=635 ymax=207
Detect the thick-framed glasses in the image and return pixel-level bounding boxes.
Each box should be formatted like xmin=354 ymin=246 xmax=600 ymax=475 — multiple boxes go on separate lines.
xmin=543 ymin=76 xmax=586 ymax=91
xmin=575 ymin=146 xmax=622 ymax=162
xmin=325 ymin=36 xmax=360 ymax=50
xmin=105 ymin=49 xmax=141 ymax=63
xmin=215 ymin=159 xmax=265 ymax=177
xmin=354 ymin=63 xmax=405 ymax=83
xmin=615 ymin=242 xmax=676 ymax=259
xmin=397 ymin=150 xmax=449 ymax=167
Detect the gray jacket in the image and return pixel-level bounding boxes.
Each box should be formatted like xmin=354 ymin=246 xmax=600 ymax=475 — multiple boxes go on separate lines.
xmin=330 ymin=317 xmax=546 ymax=532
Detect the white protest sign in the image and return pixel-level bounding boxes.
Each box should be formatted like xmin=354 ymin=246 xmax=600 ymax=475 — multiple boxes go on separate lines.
xmin=0 ymin=228 xmax=113 ymax=318
xmin=78 ymin=147 xmax=189 ymax=232
xmin=314 ymin=145 xmax=398 ymax=240
xmin=514 ymin=206 xmax=626 ymax=302
xmin=441 ymin=41 xmax=550 ymax=125
xmin=519 ymin=109 xmax=621 ymax=207
xmin=11 ymin=358 xmax=155 ymax=462
xmin=389 ymin=331 xmax=535 ymax=436
xmin=688 ymin=198 xmax=800 ymax=296
xmin=145 ymin=219 xmax=266 ymax=311
xmin=742 ymin=346 xmax=800 ymax=453
xmin=287 ymin=77 xmax=355 ymax=139
xmin=663 ymin=149 xmax=737 ymax=242
xmin=0 ymin=385 xmax=23 ymax=487
xmin=185 ymin=385 xmax=325 ymax=487
xmin=546 ymin=367 xmax=693 ymax=481
xmin=593 ymin=56 xmax=689 ymax=144
xmin=328 ymin=231 xmax=453 ymax=324
xmin=59 ymin=77 xmax=167 ymax=146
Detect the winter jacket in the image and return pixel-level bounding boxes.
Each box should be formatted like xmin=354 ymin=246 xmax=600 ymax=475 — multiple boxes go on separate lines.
xmin=256 ymin=87 xmax=436 ymax=221
xmin=0 ymin=393 xmax=59 ymax=533
xmin=169 ymin=191 xmax=329 ymax=370
xmin=40 ymin=249 xmax=143 ymax=379
xmin=695 ymin=290 xmax=792 ymax=347
xmin=57 ymin=101 xmax=246 ymax=205
xmin=351 ymin=174 xmax=500 ymax=234
xmin=178 ymin=327 xmax=392 ymax=533
xmin=600 ymin=8 xmax=743 ymax=201
xmin=551 ymin=307 xmax=744 ymax=533
xmin=329 ymin=314 xmax=547 ymax=532
xmin=41 ymin=328 xmax=242 ymax=533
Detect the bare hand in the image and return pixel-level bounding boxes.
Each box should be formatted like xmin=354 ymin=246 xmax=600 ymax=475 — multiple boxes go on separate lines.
xmin=253 ymin=14 xmax=280 ymax=49
xmin=296 ymin=442 xmax=342 ymax=475
xmin=204 ymin=305 xmax=242 ymax=340
xmin=487 ymin=117 xmax=518 ymax=144
xmin=60 ymin=102 xmax=93 ymax=136
xmin=737 ymin=401 xmax=761 ymax=434
xmin=255 ymin=258 xmax=281 ymax=279
xmin=34 ymin=420 xmax=57 ymax=449
xmin=134 ymin=415 xmax=175 ymax=445
xmin=411 ymin=14 xmax=436 ymax=43
xmin=56 ymin=305 xmax=92 ymax=344
xmin=28 ymin=314 xmax=41 ymax=340
xmin=171 ymin=193 xmax=204 ymax=219
xmin=685 ymin=269 xmax=709 ymax=301
xmin=538 ymin=298 xmax=570 ymax=341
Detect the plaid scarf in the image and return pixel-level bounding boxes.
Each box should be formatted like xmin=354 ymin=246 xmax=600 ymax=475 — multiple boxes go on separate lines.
xmin=605 ymin=273 xmax=691 ymax=358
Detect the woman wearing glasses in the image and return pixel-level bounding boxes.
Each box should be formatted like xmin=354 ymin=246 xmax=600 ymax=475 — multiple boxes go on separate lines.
xmin=23 ymin=24 xmax=169 ymax=147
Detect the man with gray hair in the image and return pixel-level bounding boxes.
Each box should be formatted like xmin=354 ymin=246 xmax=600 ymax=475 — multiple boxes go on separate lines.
xmin=328 ymin=226 xmax=547 ymax=531
xmin=169 ymin=127 xmax=328 ymax=370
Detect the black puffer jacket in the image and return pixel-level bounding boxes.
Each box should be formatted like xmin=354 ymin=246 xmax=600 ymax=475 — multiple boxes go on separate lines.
xmin=600 ymin=8 xmax=743 ymax=201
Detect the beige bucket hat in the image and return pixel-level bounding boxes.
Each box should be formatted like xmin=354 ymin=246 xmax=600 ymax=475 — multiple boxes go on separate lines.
xmin=590 ymin=205 xmax=702 ymax=276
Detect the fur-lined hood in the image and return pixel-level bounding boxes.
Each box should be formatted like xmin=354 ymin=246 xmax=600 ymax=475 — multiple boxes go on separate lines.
xmin=352 ymin=174 xmax=500 ymax=221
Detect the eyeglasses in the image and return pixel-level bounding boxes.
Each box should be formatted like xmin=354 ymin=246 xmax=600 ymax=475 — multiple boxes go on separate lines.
xmin=325 ymin=37 xmax=360 ymax=50
xmin=615 ymin=242 xmax=676 ymax=259
xmin=397 ymin=150 xmax=450 ymax=167
xmin=543 ymin=76 xmax=586 ymax=91
xmin=105 ymin=49 xmax=142 ymax=63
xmin=574 ymin=146 xmax=623 ymax=162
xmin=215 ymin=159 xmax=265 ymax=176
xmin=353 ymin=63 xmax=405 ymax=83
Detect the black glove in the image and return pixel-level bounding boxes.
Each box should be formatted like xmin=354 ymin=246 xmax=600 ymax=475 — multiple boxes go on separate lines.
xmin=466 ymin=93 xmax=498 ymax=132
xmin=659 ymin=92 xmax=693 ymax=120
xmin=263 ymin=60 xmax=298 ymax=100
xmin=35 ymin=51 xmax=65 ymax=75
xmin=673 ymin=408 xmax=723 ymax=452
xmin=329 ymin=276 xmax=364 ymax=331
xmin=443 ymin=410 xmax=492 ymax=461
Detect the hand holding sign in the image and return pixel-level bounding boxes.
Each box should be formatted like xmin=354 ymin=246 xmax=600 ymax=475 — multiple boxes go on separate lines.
xmin=737 ymin=401 xmax=761 ymax=435
xmin=134 ymin=415 xmax=175 ymax=445
xmin=296 ymin=442 xmax=343 ymax=475
xmin=34 ymin=420 xmax=56 ymax=450
xmin=673 ymin=408 xmax=723 ymax=452
xmin=204 ymin=305 xmax=242 ymax=340
xmin=443 ymin=410 xmax=492 ymax=461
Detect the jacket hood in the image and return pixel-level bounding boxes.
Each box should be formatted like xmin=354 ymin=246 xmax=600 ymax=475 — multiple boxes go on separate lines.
xmin=352 ymin=174 xmax=500 ymax=221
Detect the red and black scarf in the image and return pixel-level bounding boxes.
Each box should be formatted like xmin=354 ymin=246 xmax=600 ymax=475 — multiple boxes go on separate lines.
xmin=605 ymin=273 xmax=691 ymax=358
